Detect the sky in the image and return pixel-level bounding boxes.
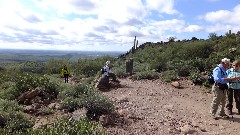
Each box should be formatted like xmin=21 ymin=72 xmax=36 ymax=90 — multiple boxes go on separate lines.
xmin=0 ymin=0 xmax=239 ymax=52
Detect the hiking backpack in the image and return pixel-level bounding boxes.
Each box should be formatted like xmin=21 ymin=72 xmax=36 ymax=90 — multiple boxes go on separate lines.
xmin=208 ymin=66 xmax=225 ymax=85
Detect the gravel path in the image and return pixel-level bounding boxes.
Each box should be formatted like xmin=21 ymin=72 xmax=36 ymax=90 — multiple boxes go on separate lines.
xmin=102 ymin=78 xmax=240 ymax=135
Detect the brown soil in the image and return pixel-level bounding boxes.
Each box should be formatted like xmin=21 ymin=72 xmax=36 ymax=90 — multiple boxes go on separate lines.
xmin=102 ymin=78 xmax=240 ymax=135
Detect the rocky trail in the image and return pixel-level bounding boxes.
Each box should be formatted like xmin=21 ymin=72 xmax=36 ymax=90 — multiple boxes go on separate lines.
xmin=102 ymin=78 xmax=240 ymax=135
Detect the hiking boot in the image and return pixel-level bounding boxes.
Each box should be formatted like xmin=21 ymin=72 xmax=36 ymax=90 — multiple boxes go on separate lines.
xmin=113 ymin=80 xmax=120 ymax=83
xmin=227 ymin=110 xmax=233 ymax=115
xmin=238 ymin=110 xmax=240 ymax=115
xmin=219 ymin=114 xmax=230 ymax=119
xmin=210 ymin=114 xmax=219 ymax=120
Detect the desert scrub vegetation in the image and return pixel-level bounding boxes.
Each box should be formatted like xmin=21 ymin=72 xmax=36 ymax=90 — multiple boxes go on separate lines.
xmin=59 ymin=83 xmax=114 ymax=116
xmin=0 ymin=99 xmax=34 ymax=133
xmin=132 ymin=70 xmax=160 ymax=80
xmin=122 ymin=31 xmax=240 ymax=85
xmin=2 ymin=117 xmax=103 ymax=135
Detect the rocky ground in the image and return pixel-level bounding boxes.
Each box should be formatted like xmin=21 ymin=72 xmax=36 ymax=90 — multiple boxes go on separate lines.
xmin=102 ymin=78 xmax=240 ymax=135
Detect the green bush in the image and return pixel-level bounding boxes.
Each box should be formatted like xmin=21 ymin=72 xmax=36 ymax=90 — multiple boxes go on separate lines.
xmin=160 ymin=70 xmax=178 ymax=82
xmin=0 ymin=86 xmax=18 ymax=100
xmin=60 ymin=96 xmax=83 ymax=112
xmin=24 ymin=117 xmax=103 ymax=135
xmin=46 ymin=59 xmax=69 ymax=74
xmin=189 ymin=69 xmax=203 ymax=84
xmin=85 ymin=94 xmax=114 ymax=117
xmin=0 ymin=99 xmax=33 ymax=133
xmin=132 ymin=70 xmax=160 ymax=80
xmin=0 ymin=99 xmax=22 ymax=112
xmin=19 ymin=62 xmax=46 ymax=74
xmin=113 ymin=67 xmax=128 ymax=78
xmin=15 ymin=73 xmax=58 ymax=96
xmin=4 ymin=111 xmax=34 ymax=133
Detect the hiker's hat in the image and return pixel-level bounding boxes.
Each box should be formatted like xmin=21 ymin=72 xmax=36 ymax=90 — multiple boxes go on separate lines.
xmin=106 ymin=61 xmax=110 ymax=65
xmin=221 ymin=58 xmax=230 ymax=64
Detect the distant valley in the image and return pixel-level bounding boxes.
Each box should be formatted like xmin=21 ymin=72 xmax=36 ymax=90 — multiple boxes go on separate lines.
xmin=0 ymin=49 xmax=124 ymax=63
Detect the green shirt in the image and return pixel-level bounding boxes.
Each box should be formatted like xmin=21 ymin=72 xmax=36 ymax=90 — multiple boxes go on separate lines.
xmin=227 ymin=68 xmax=240 ymax=89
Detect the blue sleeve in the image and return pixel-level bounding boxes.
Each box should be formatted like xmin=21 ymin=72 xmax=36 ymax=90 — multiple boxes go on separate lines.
xmin=213 ymin=67 xmax=227 ymax=84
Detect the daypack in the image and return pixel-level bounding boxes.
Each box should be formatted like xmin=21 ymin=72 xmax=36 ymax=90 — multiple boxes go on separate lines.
xmin=208 ymin=66 xmax=225 ymax=85
xmin=101 ymin=67 xmax=106 ymax=74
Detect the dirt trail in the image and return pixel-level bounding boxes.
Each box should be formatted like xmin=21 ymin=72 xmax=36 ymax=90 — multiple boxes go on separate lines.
xmin=102 ymin=78 xmax=240 ymax=135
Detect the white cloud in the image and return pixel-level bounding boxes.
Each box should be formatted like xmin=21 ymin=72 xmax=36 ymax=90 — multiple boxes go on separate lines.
xmin=145 ymin=0 xmax=178 ymax=14
xmin=0 ymin=0 xmax=239 ymax=51
xmin=203 ymin=4 xmax=240 ymax=24
xmin=183 ymin=25 xmax=203 ymax=32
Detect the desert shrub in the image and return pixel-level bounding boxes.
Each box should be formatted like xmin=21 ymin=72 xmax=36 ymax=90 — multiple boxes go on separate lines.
xmin=19 ymin=62 xmax=46 ymax=74
xmin=132 ymin=70 xmax=160 ymax=80
xmin=59 ymin=83 xmax=114 ymax=115
xmin=73 ymin=60 xmax=103 ymax=77
xmin=46 ymin=59 xmax=69 ymax=74
xmin=0 ymin=86 xmax=18 ymax=100
xmin=176 ymin=41 xmax=214 ymax=60
xmin=4 ymin=111 xmax=34 ymax=133
xmin=166 ymin=60 xmax=192 ymax=77
xmin=0 ymin=99 xmax=33 ymax=132
xmin=59 ymin=84 xmax=91 ymax=98
xmin=189 ymin=69 xmax=203 ymax=84
xmin=36 ymin=107 xmax=54 ymax=116
xmin=60 ymin=97 xmax=83 ymax=112
xmin=133 ymin=61 xmax=151 ymax=72
xmin=84 ymin=93 xmax=114 ymax=118
xmin=25 ymin=117 xmax=103 ymax=135
xmin=0 ymin=99 xmax=22 ymax=112
xmin=149 ymin=58 xmax=167 ymax=72
xmin=160 ymin=70 xmax=178 ymax=82
xmin=0 ymin=70 xmax=20 ymax=85
xmin=113 ymin=67 xmax=128 ymax=78
xmin=15 ymin=73 xmax=58 ymax=95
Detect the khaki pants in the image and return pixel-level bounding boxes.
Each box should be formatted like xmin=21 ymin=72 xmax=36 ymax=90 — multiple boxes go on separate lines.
xmin=210 ymin=84 xmax=227 ymax=116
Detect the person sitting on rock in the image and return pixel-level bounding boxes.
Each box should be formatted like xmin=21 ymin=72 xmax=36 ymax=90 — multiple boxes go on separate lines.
xmin=96 ymin=61 xmax=120 ymax=89
xmin=102 ymin=61 xmax=120 ymax=83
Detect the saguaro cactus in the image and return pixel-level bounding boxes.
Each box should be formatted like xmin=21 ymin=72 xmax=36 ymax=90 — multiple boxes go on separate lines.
xmin=134 ymin=36 xmax=138 ymax=49
xmin=132 ymin=36 xmax=138 ymax=53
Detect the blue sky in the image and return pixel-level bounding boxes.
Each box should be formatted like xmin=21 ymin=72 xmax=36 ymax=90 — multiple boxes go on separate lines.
xmin=0 ymin=0 xmax=239 ymax=52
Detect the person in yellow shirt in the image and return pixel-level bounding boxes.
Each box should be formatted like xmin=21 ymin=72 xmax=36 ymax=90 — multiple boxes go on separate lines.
xmin=62 ymin=65 xmax=70 ymax=83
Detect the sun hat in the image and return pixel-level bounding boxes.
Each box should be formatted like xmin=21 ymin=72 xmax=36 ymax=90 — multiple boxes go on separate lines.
xmin=106 ymin=61 xmax=110 ymax=65
xmin=221 ymin=58 xmax=230 ymax=64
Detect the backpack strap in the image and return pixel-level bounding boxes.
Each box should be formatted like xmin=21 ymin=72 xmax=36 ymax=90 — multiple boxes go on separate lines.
xmin=216 ymin=66 xmax=226 ymax=76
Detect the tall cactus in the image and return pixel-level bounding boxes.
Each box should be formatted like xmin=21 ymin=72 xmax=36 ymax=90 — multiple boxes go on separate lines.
xmin=136 ymin=39 xmax=138 ymax=49
xmin=134 ymin=36 xmax=136 ymax=49
xmin=132 ymin=36 xmax=138 ymax=53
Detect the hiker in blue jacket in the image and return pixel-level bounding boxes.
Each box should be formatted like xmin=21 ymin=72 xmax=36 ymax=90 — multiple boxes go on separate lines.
xmin=226 ymin=60 xmax=240 ymax=115
xmin=210 ymin=58 xmax=240 ymax=120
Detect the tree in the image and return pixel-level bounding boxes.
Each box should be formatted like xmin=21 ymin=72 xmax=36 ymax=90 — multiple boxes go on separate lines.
xmin=168 ymin=36 xmax=176 ymax=42
xmin=208 ymin=33 xmax=218 ymax=41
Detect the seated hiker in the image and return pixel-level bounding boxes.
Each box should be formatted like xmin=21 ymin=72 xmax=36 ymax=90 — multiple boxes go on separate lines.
xmin=101 ymin=60 xmax=119 ymax=83
xmin=96 ymin=61 xmax=120 ymax=89
xmin=62 ymin=65 xmax=70 ymax=83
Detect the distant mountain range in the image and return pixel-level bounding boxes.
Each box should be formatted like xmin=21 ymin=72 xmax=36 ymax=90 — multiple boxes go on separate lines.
xmin=0 ymin=49 xmax=125 ymax=63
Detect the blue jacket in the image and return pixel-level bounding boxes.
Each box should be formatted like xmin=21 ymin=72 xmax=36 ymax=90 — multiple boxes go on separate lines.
xmin=213 ymin=64 xmax=228 ymax=84
xmin=227 ymin=68 xmax=240 ymax=89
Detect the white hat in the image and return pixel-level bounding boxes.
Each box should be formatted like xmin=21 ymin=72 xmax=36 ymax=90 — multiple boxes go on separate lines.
xmin=221 ymin=58 xmax=230 ymax=63
xmin=106 ymin=61 xmax=110 ymax=65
